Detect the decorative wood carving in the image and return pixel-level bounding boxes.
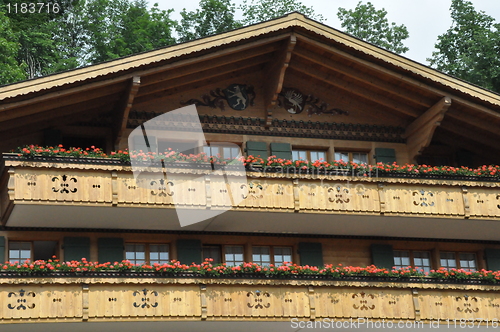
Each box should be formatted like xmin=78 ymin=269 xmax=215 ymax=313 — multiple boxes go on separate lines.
xmin=181 ymin=84 xmax=255 ymax=111
xmin=277 ymin=87 xmax=349 ymax=116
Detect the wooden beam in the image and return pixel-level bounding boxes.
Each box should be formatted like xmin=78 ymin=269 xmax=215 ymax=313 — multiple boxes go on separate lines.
xmin=405 ymin=97 xmax=451 ymax=161
xmin=0 ymin=83 xmax=126 ymax=123
xmin=433 ymin=130 xmax=500 ymax=165
xmin=289 ymin=64 xmax=419 ymax=118
xmin=0 ymin=96 xmax=117 ymax=132
xmin=440 ymin=120 xmax=500 ymax=150
xmin=405 ymin=97 xmax=451 ymax=139
xmin=0 ymin=106 xmax=109 ymax=141
xmin=447 ymin=108 xmax=500 ymax=134
xmin=293 ymin=46 xmax=433 ymax=109
xmin=142 ymin=43 xmax=280 ymax=88
xmin=263 ymin=35 xmax=296 ymax=109
xmin=262 ymin=35 xmax=296 ymax=127
xmin=136 ymin=53 xmax=272 ymax=98
xmin=114 ymin=76 xmax=141 ymax=147
xmin=296 ymin=35 xmax=500 ymax=121
xmin=133 ymin=62 xmax=267 ymax=106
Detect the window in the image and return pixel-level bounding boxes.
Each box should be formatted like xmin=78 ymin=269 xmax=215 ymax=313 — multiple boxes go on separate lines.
xmin=9 ymin=241 xmax=58 ymax=263
xmin=292 ymin=150 xmax=326 ymax=162
xmin=252 ymin=246 xmax=293 ymax=266
xmin=394 ymin=250 xmax=431 ymax=273
xmin=9 ymin=242 xmax=31 ymax=263
xmin=334 ymin=151 xmax=368 ymax=164
xmin=203 ymin=245 xmax=222 ymax=264
xmin=125 ymin=243 xmax=169 ymax=265
xmin=440 ymin=252 xmax=477 ymax=271
xmin=157 ymin=140 xmax=197 ymax=155
xmin=203 ymin=145 xmax=241 ymax=159
xmin=224 ymin=246 xmax=244 ymax=266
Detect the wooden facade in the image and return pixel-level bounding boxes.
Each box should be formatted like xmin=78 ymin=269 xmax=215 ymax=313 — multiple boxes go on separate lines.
xmin=1 ymin=13 xmax=500 ymax=328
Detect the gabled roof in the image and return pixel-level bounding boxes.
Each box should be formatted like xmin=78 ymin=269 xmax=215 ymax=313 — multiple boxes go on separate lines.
xmin=0 ymin=13 xmax=499 ymax=159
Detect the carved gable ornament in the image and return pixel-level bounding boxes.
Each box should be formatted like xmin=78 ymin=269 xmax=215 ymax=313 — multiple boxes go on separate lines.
xmin=277 ymin=87 xmax=349 ymax=117
xmin=181 ymin=84 xmax=255 ymax=111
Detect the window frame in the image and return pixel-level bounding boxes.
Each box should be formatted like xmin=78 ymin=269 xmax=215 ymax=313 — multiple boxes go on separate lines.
xmin=439 ymin=251 xmax=478 ymax=271
xmin=393 ymin=249 xmax=432 ymax=273
xmin=203 ymin=143 xmax=241 ymax=160
xmin=125 ymin=243 xmax=170 ymax=265
xmin=334 ymin=150 xmax=369 ymax=164
xmin=291 ymin=149 xmax=327 ymax=162
xmin=252 ymin=245 xmax=293 ymax=266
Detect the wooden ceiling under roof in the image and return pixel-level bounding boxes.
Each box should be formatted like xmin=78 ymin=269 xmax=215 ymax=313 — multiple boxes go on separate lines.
xmin=0 ymin=13 xmax=499 ymax=161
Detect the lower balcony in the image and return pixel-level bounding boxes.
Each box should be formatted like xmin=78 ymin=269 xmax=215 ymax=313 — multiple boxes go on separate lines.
xmin=0 ymin=275 xmax=499 ymax=329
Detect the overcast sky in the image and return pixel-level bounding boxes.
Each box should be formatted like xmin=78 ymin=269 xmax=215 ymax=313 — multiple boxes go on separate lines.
xmin=154 ymin=0 xmax=500 ymax=65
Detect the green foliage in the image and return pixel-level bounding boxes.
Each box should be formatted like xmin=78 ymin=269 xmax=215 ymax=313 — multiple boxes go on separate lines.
xmin=337 ymin=1 xmax=409 ymax=54
xmin=428 ymin=0 xmax=500 ymax=93
xmin=84 ymin=0 xmax=175 ymax=63
xmin=177 ymin=0 xmax=242 ymax=42
xmin=239 ymin=0 xmax=324 ymax=25
xmin=0 ymin=11 xmax=26 ymax=85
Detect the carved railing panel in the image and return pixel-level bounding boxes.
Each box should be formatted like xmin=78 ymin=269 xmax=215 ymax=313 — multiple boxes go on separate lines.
xmin=314 ymin=287 xmax=415 ymax=319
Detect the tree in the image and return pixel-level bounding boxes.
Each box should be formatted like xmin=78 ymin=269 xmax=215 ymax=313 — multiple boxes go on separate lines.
xmin=177 ymin=0 xmax=241 ymax=42
xmin=84 ymin=0 xmax=176 ymax=64
xmin=337 ymin=1 xmax=409 ymax=54
xmin=428 ymin=0 xmax=500 ymax=92
xmin=0 ymin=11 xmax=26 ymax=85
xmin=240 ymin=0 xmax=324 ymax=25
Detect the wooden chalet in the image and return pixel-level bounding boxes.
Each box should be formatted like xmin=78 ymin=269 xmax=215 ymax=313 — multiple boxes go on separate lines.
xmin=0 ymin=13 xmax=500 ymax=330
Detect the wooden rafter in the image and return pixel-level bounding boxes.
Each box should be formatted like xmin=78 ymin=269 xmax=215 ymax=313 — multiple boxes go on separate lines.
xmin=297 ymin=35 xmax=500 ymax=121
xmin=137 ymin=54 xmax=272 ymax=98
xmin=262 ymin=34 xmax=296 ymax=126
xmin=0 ymin=83 xmax=126 ymax=123
xmin=289 ymin=64 xmax=419 ymax=117
xmin=293 ymin=46 xmax=433 ymax=108
xmin=404 ymin=96 xmax=451 ymax=161
xmin=114 ymin=76 xmax=141 ymax=147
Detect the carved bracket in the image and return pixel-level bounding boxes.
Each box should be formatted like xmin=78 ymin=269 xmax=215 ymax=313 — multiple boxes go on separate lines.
xmin=181 ymin=84 xmax=255 ymax=111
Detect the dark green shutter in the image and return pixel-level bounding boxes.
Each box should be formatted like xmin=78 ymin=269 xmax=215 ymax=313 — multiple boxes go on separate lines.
xmin=371 ymin=244 xmax=394 ymax=268
xmin=270 ymin=143 xmax=292 ymax=160
xmin=245 ymin=141 xmax=268 ymax=159
xmin=0 ymin=237 xmax=5 ymax=263
xmin=485 ymin=249 xmax=500 ymax=271
xmin=98 ymin=238 xmax=124 ymax=263
xmin=298 ymin=242 xmax=323 ymax=267
xmin=132 ymin=135 xmax=157 ymax=153
xmin=374 ymin=148 xmax=396 ymax=164
xmin=64 ymin=237 xmax=90 ymax=261
xmin=177 ymin=239 xmax=202 ymax=264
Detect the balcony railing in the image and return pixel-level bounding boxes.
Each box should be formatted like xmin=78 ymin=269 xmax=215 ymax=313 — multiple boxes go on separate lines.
xmin=2 ymin=156 xmax=499 ymax=223
xmin=0 ymin=275 xmax=499 ymax=323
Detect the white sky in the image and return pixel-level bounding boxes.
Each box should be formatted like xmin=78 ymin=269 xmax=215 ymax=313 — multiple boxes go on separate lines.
xmin=153 ymin=0 xmax=500 ymax=65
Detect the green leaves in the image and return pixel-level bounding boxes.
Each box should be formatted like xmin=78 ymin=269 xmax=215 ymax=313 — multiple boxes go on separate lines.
xmin=176 ymin=0 xmax=242 ymax=43
xmin=428 ymin=0 xmax=500 ymax=93
xmin=337 ymin=1 xmax=409 ymax=54
xmin=240 ymin=0 xmax=324 ymax=25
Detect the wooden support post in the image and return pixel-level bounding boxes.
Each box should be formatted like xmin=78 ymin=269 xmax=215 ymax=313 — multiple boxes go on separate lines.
xmin=462 ymin=186 xmax=470 ymax=219
xmin=263 ymin=34 xmax=296 ymax=127
xmin=114 ymin=76 xmax=141 ymax=148
xmin=82 ymin=283 xmax=89 ymax=321
xmin=405 ymin=96 xmax=451 ymax=161
xmin=411 ymin=289 xmax=420 ymax=320
xmin=111 ymin=171 xmax=118 ymax=206
xmin=200 ymin=284 xmax=207 ymax=320
xmin=308 ymin=286 xmax=316 ymax=320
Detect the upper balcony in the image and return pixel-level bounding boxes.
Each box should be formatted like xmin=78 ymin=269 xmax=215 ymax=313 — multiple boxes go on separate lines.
xmin=1 ymin=153 xmax=500 ymax=240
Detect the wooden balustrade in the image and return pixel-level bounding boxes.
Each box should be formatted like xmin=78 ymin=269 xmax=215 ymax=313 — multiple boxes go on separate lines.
xmin=2 ymin=160 xmax=500 ymax=221
xmin=0 ymin=277 xmax=499 ymax=323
